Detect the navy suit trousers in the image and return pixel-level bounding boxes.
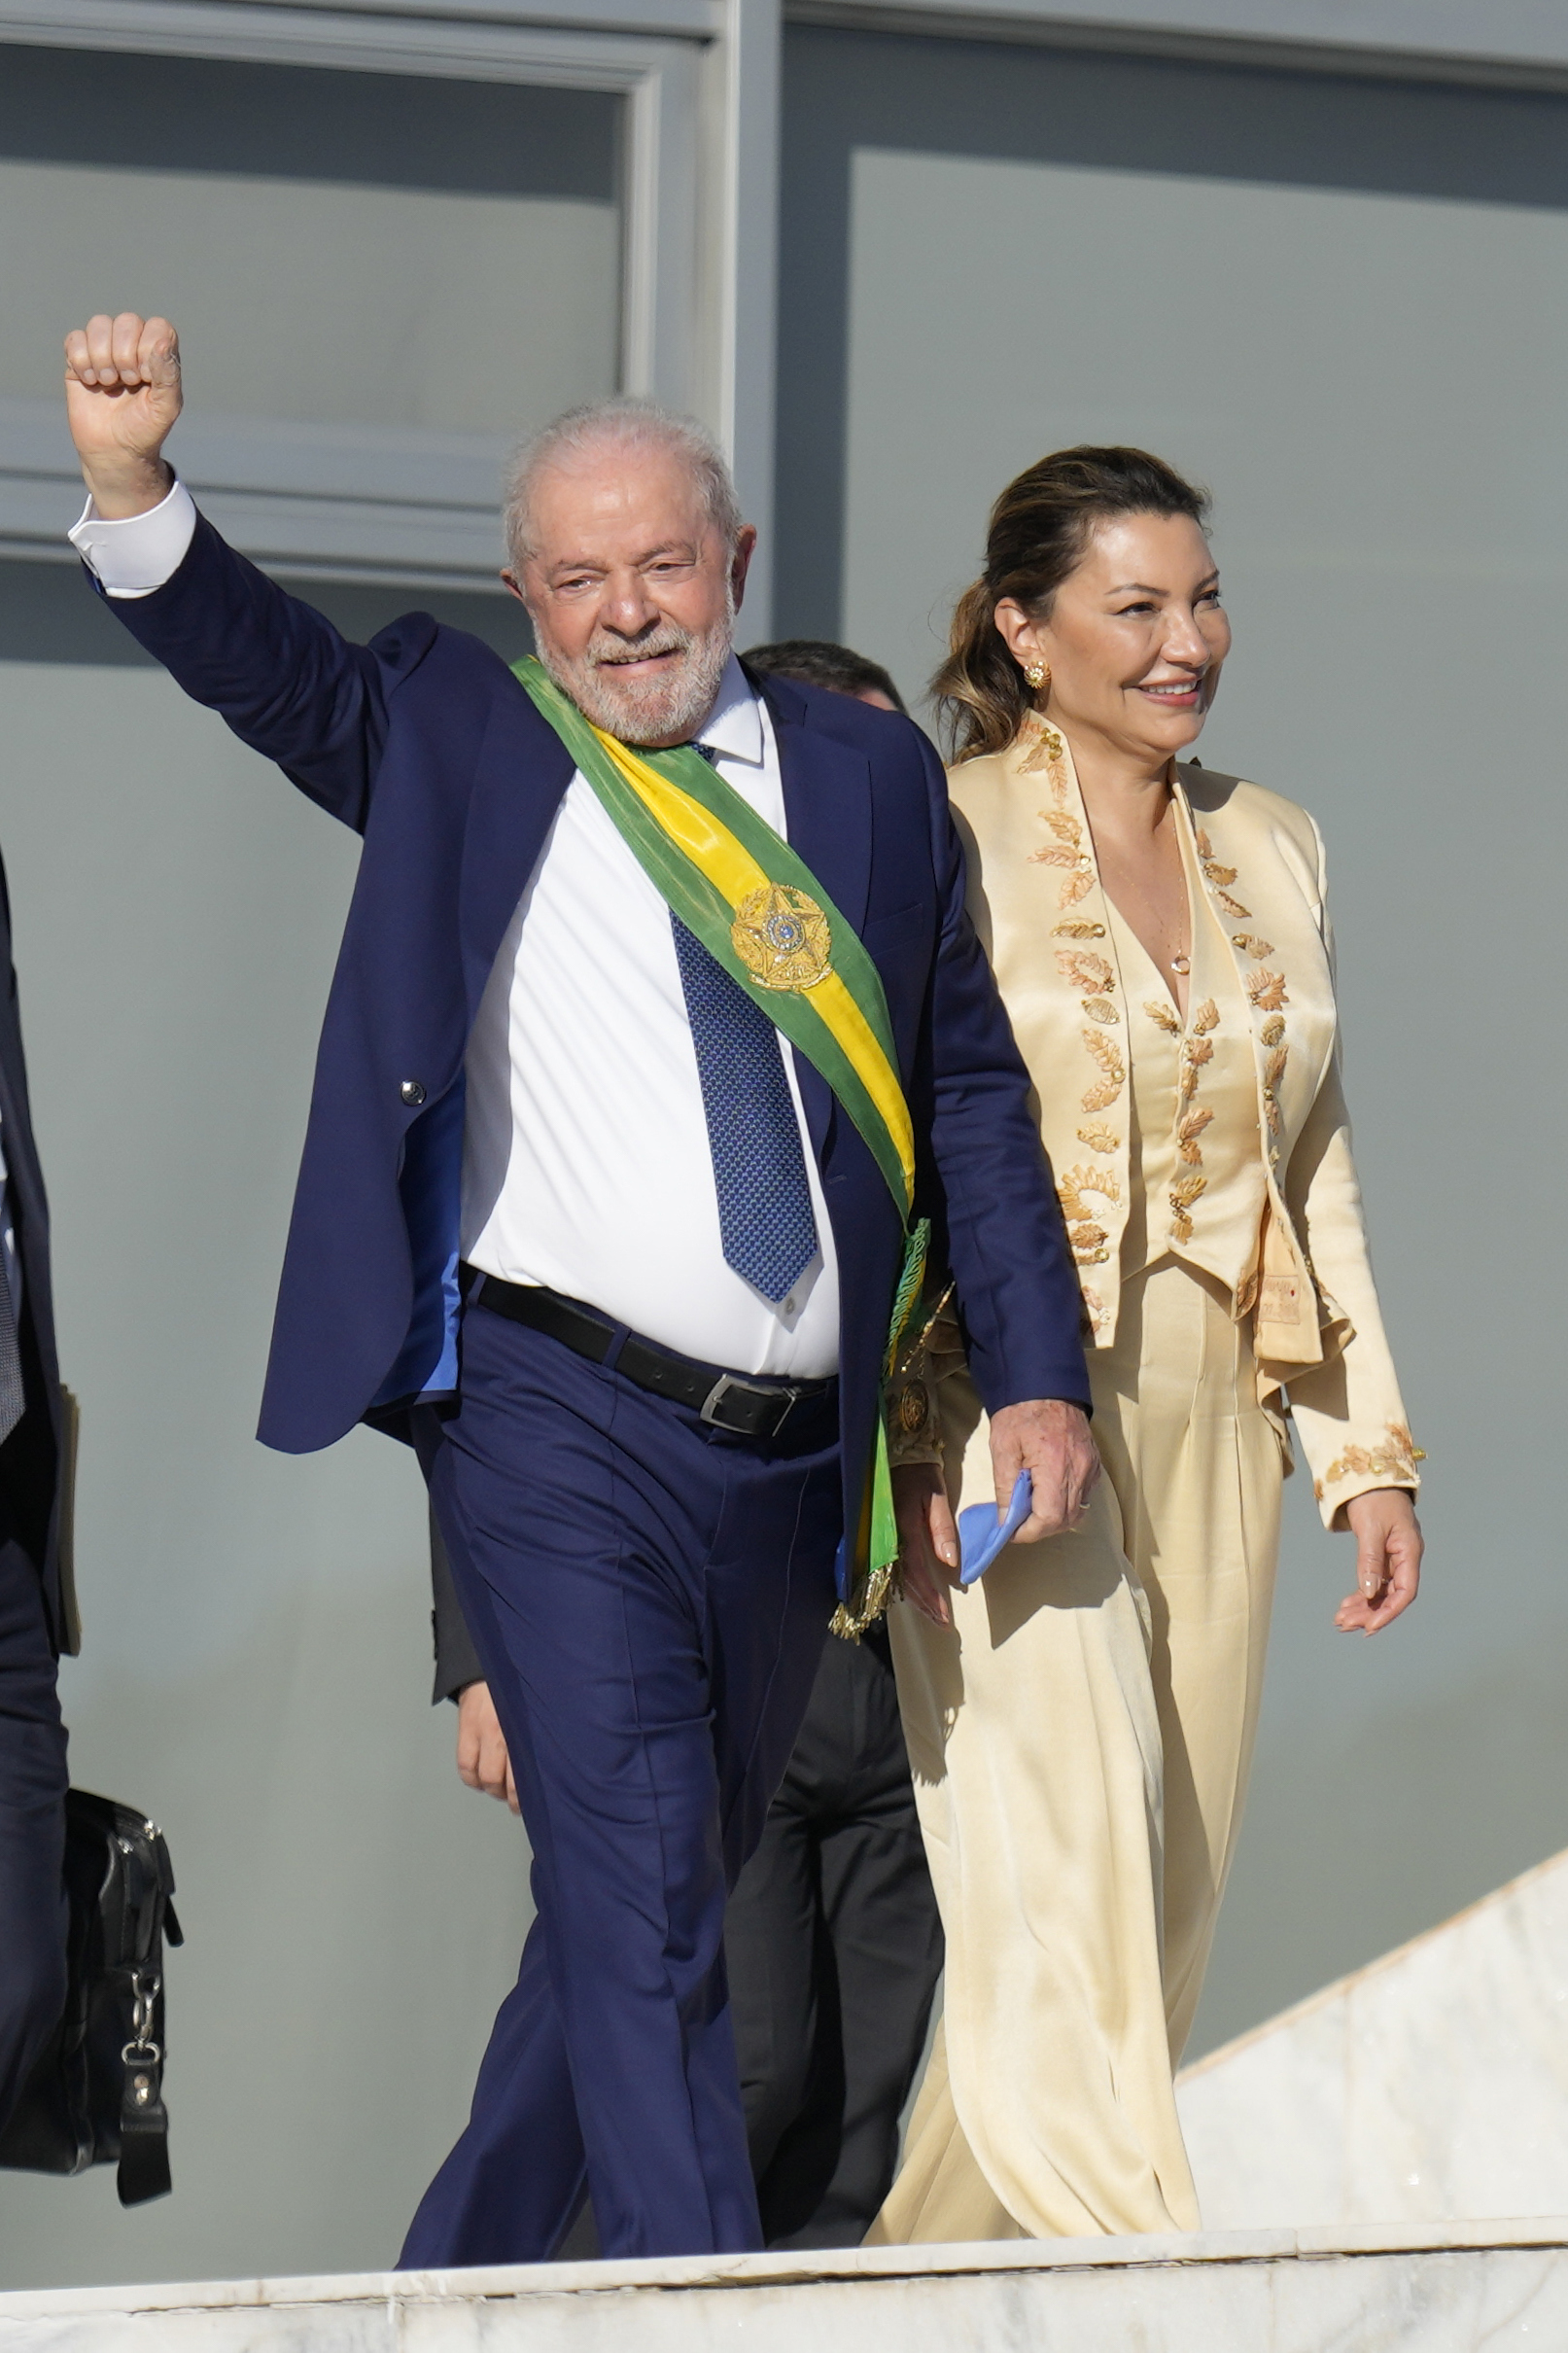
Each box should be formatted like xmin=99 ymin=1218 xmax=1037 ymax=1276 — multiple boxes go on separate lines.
xmin=0 ymin=1521 xmax=67 ymax=2136
xmin=400 ymin=1301 xmax=841 ymax=2267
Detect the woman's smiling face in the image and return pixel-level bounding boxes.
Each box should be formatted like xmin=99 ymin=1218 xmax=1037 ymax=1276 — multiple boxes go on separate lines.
xmin=995 ymin=510 xmax=1232 ymax=764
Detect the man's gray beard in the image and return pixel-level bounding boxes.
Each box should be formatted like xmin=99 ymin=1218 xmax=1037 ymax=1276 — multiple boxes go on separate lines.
xmin=539 ymin=610 xmax=735 ymax=746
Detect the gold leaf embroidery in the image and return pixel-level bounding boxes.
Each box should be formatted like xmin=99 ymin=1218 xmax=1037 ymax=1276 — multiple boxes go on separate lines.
xmin=1195 ymin=828 xmax=1214 ymax=860
xmin=1066 ymin=1220 xmax=1108 ymax=1259
xmin=1077 ymin=1122 xmax=1120 ymax=1153
xmin=1143 ymin=999 xmax=1181 ymax=1035
xmin=1191 ymin=999 xmax=1220 ymax=1036
xmin=1080 ymin=1026 xmax=1125 ymax=1111
xmin=1017 ymin=718 xmax=1055 ymax=774
xmin=1232 ymin=933 xmax=1274 ymax=960
xmin=1029 ymin=846 xmax=1079 ymax=868
xmin=1177 ymin=1106 xmax=1213 ymax=1164
xmin=1264 ymin=1045 xmax=1288 ymax=1093
xmin=1056 ymin=951 xmax=1114 ymax=993
xmin=1320 ymin=1422 xmax=1427 ymax=1491
xmin=1082 ymin=997 xmax=1119 ymax=1024
xmin=1171 ymin=1172 xmax=1207 ymax=1210
xmin=1246 ymin=969 xmax=1289 ymax=1012
xmin=1177 ymin=1034 xmax=1213 ymax=1105
xmin=1059 ymin=865 xmax=1095 ymax=907
xmin=1053 ymin=921 xmax=1105 ymax=939
xmin=1021 ymin=718 xmax=1071 ymax=783
xmin=1216 ymin=890 xmax=1252 ymax=919
xmin=1042 ymin=809 xmax=1082 ymax=847
xmin=1261 ymin=1015 xmax=1286 ymax=1047
xmin=1170 ymin=1205 xmax=1194 ymax=1243
xmin=1066 ymin=1163 xmax=1121 ymax=1204
xmin=1202 ymin=860 xmax=1238 ymax=889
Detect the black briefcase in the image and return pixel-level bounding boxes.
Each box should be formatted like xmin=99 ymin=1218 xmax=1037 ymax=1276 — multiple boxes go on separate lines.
xmin=0 ymin=1789 xmax=182 ymax=2205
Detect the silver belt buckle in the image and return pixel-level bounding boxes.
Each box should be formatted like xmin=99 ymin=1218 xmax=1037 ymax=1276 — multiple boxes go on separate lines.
xmin=700 ymin=1373 xmax=791 ymax=1434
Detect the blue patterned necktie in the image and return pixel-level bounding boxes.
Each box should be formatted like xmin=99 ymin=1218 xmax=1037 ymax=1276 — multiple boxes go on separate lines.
xmin=671 ymin=889 xmax=820 ymax=1306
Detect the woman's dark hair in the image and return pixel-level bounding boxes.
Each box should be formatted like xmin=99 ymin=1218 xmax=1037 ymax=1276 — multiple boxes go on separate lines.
xmin=934 ymin=445 xmax=1210 ymax=761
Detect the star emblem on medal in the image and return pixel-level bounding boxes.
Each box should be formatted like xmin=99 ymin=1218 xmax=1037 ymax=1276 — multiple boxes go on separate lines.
xmin=731 ymin=884 xmax=833 ymax=993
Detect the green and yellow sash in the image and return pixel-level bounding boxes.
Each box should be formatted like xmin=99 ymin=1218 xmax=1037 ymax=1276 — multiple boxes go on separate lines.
xmin=513 ymin=654 xmax=925 ymax=1631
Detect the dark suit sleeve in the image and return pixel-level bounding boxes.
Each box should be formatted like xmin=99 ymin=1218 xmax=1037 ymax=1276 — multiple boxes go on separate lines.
xmin=89 ymin=509 xmax=420 ymax=834
xmin=915 ymin=735 xmax=1092 ymax=1416
xmin=430 ymin=1506 xmax=484 ymax=1705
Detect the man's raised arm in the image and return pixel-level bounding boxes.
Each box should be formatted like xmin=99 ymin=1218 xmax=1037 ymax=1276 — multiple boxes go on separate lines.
xmin=62 ymin=314 xmax=390 ymax=830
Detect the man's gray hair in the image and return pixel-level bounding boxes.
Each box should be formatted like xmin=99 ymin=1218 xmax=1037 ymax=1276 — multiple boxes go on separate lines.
xmin=503 ymin=397 xmax=744 ymax=571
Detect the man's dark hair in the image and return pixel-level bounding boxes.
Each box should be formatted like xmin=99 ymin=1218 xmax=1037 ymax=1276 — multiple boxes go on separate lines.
xmin=744 ymin=638 xmax=906 ymax=715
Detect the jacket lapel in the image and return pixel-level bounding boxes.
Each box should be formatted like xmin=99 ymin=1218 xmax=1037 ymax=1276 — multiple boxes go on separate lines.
xmin=459 ymin=679 xmax=576 ymax=1016
xmin=761 ymin=677 xmax=875 ymax=1166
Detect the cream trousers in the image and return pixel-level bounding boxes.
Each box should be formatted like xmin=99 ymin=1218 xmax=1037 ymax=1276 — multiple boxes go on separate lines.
xmin=871 ymin=1257 xmax=1283 ymax=2243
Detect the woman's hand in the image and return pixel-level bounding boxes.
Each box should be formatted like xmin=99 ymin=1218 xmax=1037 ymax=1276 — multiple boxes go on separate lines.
xmin=892 ymin=1461 xmax=960 ymax=1631
xmin=1334 ymin=1488 xmax=1422 ymax=1634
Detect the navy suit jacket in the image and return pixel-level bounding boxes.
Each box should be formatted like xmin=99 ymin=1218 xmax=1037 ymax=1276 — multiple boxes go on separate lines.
xmin=0 ymin=852 xmax=67 ymax=1646
xmin=103 ymin=515 xmax=1089 ymax=1586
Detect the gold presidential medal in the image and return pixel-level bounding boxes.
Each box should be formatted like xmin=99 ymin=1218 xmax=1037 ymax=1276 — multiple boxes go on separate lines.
xmin=731 ymin=883 xmax=832 ymax=993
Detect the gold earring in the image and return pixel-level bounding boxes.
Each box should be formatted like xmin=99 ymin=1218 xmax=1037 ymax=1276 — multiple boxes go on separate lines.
xmin=1024 ymin=660 xmax=1050 ymax=692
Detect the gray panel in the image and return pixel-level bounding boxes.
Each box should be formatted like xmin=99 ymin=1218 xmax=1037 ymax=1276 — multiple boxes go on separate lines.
xmin=776 ymin=28 xmax=1568 ymax=637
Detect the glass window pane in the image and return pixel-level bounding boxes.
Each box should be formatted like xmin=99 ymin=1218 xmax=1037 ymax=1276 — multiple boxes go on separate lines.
xmin=0 ymin=45 xmax=622 ymax=439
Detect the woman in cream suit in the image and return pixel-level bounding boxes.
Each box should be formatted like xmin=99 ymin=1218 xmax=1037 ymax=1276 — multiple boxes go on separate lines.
xmin=871 ymin=447 xmax=1423 ymax=2245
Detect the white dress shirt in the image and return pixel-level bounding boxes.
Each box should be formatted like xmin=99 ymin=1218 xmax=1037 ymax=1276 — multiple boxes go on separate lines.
xmin=71 ymin=488 xmax=841 ymax=1379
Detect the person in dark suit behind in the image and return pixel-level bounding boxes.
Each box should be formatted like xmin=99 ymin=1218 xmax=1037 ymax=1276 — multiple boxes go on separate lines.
xmin=441 ymin=633 xmax=947 ymax=2253
xmin=0 ymin=855 xmax=72 ymax=2136
xmin=728 ymin=640 xmax=944 ymax=2247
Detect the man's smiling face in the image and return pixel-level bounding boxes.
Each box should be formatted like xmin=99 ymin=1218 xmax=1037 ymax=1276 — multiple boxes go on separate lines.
xmin=507 ymin=440 xmax=755 ymax=749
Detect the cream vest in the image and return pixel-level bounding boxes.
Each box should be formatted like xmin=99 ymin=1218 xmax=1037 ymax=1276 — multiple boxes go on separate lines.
xmin=950 ymin=718 xmax=1342 ymax=1392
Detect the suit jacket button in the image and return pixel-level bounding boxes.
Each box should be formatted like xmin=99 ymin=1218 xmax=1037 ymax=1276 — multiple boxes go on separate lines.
xmin=400 ymin=1079 xmax=427 ymax=1106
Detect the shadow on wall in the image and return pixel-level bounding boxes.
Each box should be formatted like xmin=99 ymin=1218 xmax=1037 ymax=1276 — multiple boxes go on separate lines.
xmin=775 ymin=30 xmax=1568 ymax=646
xmin=0 ymin=560 xmax=534 ymax=667
xmin=1188 ymin=1637 xmax=1568 ymax=2061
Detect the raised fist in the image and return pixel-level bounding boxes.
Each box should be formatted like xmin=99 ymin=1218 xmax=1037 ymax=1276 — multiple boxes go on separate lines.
xmin=63 ymin=313 xmax=183 ymax=518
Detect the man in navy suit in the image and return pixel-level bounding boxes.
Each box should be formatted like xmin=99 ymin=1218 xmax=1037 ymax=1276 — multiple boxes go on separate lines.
xmin=0 ymin=854 xmax=72 ymax=2140
xmin=62 ymin=309 xmax=1096 ymax=2266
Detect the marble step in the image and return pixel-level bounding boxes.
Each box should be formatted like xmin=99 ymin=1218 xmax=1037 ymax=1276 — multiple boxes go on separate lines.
xmin=1178 ymin=1842 xmax=1568 ymax=2229
xmin=5 ymin=2225 xmax=1568 ymax=2351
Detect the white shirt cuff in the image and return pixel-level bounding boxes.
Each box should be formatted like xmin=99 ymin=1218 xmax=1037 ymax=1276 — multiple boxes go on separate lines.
xmin=69 ymin=477 xmax=198 ymax=599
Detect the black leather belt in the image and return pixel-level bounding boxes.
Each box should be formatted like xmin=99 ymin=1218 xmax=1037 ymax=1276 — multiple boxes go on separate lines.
xmin=460 ymin=1266 xmax=838 ymax=1441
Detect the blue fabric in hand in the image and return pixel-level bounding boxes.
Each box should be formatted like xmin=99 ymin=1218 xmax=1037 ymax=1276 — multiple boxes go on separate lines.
xmin=957 ymin=1469 xmax=1034 ymax=1586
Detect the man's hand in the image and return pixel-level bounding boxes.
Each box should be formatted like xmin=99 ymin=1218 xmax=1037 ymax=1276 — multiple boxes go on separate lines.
xmin=990 ymin=1397 xmax=1099 ymax=1544
xmin=63 ymin=312 xmax=183 ymax=517
xmin=1334 ymin=1488 xmax=1422 ymax=1635
xmin=892 ymin=1460 xmax=959 ymax=1630
xmin=456 ymin=1681 xmax=520 ymax=1814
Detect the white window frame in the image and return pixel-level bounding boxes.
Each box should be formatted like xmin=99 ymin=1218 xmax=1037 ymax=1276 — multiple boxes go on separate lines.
xmin=0 ymin=0 xmax=780 ymax=617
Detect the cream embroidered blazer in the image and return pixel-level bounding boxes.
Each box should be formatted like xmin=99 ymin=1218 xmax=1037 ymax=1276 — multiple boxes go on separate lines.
xmin=906 ymin=718 xmax=1419 ymax=1528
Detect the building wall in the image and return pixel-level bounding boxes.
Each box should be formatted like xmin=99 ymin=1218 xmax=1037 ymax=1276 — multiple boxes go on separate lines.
xmin=778 ymin=27 xmax=1568 ymax=2059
